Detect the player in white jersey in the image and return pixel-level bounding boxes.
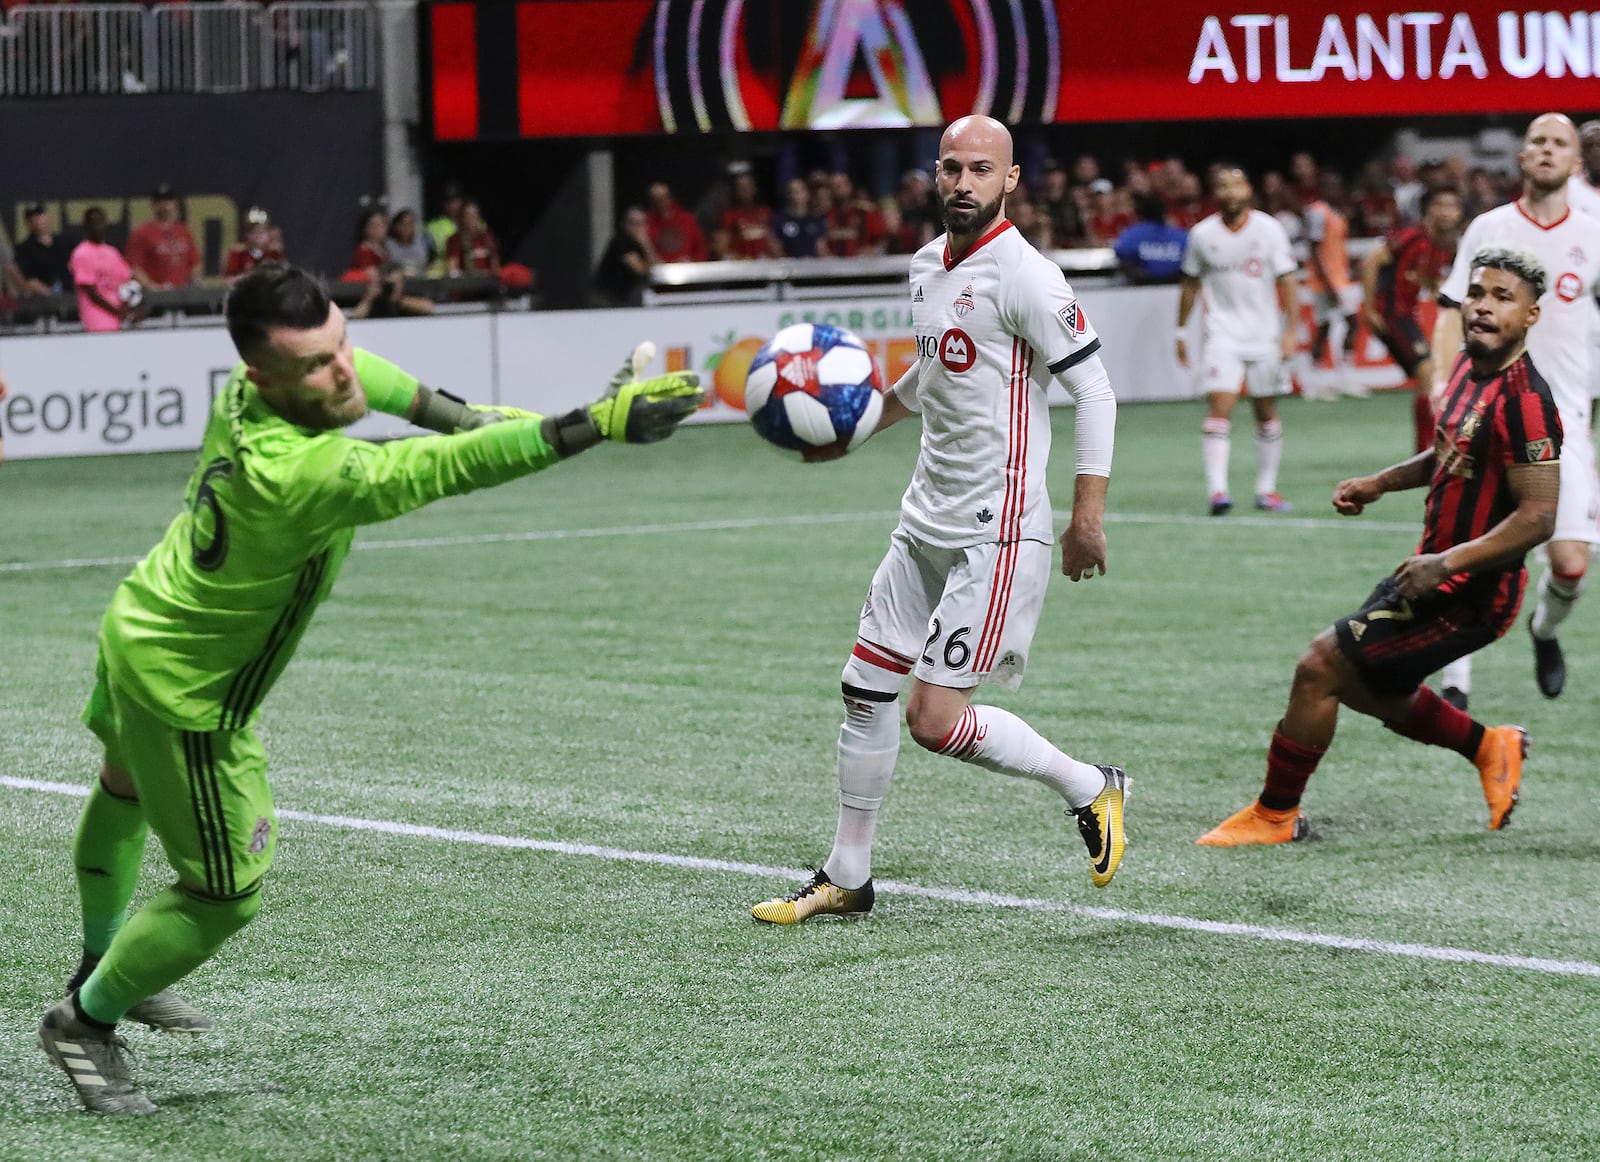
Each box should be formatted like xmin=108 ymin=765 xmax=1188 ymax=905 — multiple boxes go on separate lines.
xmin=1434 ymin=113 xmax=1600 ymax=707
xmin=1177 ymin=167 xmax=1301 ymax=516
xmin=1569 ymin=120 xmax=1600 ymax=221
xmin=750 ymin=116 xmax=1127 ymax=924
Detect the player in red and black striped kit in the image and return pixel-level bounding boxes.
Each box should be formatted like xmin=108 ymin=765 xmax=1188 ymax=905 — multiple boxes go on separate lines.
xmin=1360 ymin=186 xmax=1464 ymax=453
xmin=1200 ymin=245 xmax=1561 ymax=845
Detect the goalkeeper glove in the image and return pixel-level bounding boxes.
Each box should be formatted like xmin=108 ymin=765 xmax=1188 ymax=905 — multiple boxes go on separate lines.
xmin=543 ymin=342 xmax=704 ymax=456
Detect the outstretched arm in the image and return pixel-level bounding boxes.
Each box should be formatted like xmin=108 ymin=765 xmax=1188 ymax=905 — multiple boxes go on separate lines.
xmin=1331 ymin=448 xmax=1436 ymax=515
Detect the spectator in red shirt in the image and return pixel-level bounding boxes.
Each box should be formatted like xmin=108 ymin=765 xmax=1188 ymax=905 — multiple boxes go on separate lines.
xmin=125 ymin=184 xmax=200 ymax=289
xmin=823 ymin=171 xmax=886 ymax=257
xmin=1351 ymin=159 xmax=1399 ymax=237
xmin=1290 ymin=151 xmax=1320 ymax=205
xmin=223 ymin=207 xmax=284 ymax=283
xmin=646 ymin=183 xmax=707 ymax=264
xmin=1085 ymin=180 xmax=1133 ymax=245
xmin=713 ymin=167 xmax=779 ymax=260
xmin=351 ymin=208 xmax=388 ymax=271
xmin=446 ymin=201 xmax=501 ymax=276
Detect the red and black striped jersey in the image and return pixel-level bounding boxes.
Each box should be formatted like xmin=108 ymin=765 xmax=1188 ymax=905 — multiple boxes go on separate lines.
xmin=1375 ymin=226 xmax=1455 ymax=321
xmin=1422 ymin=350 xmax=1562 ymax=604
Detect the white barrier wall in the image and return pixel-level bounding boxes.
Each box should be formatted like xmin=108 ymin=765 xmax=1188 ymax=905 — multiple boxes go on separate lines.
xmin=0 ymin=288 xmax=1404 ymax=460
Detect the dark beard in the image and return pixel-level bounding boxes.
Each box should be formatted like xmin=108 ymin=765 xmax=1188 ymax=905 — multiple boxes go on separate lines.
xmin=943 ymin=191 xmax=1004 ymax=236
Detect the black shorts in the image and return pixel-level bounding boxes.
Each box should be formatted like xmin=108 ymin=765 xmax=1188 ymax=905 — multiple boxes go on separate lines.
xmin=1375 ymin=316 xmax=1429 ymax=378
xmin=1333 ymin=575 xmax=1519 ymax=699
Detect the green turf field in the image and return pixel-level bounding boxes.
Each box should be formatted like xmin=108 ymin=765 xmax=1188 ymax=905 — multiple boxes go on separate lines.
xmin=3 ymin=395 xmax=1599 ymax=1161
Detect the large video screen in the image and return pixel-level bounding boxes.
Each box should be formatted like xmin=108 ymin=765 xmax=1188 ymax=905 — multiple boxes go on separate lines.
xmin=430 ymin=0 xmax=1600 ymax=141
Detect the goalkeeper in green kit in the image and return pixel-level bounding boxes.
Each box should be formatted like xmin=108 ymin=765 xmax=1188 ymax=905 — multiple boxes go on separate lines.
xmin=38 ymin=263 xmax=703 ymax=1115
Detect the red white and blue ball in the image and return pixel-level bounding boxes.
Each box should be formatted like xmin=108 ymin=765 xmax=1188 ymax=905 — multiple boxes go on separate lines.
xmin=743 ymin=323 xmax=884 ymax=455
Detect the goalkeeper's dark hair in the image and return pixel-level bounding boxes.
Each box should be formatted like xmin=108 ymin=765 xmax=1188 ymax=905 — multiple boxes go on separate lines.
xmin=1470 ymin=245 xmax=1548 ymax=301
xmin=224 ymin=262 xmax=332 ymax=360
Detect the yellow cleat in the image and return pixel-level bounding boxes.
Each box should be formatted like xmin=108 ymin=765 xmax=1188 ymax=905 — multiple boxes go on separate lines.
xmin=751 ymin=869 xmax=874 ymax=924
xmin=1196 ymin=801 xmax=1308 ymax=846
xmin=1474 ymin=725 xmax=1527 ymax=830
xmin=1073 ymin=766 xmax=1131 ymax=887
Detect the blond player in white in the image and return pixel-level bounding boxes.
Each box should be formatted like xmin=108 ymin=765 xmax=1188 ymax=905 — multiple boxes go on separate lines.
xmin=1177 ymin=167 xmax=1301 ymax=516
xmin=751 ymin=116 xmax=1127 ymax=924
xmin=1434 ymin=113 xmax=1600 ymax=708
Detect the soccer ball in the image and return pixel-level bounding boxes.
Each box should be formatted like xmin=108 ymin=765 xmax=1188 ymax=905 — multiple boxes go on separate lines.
xmin=743 ymin=323 xmax=884 ymax=455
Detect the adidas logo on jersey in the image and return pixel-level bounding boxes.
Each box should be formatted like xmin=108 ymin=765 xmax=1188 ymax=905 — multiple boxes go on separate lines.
xmin=913 ymin=286 xmax=924 ymax=302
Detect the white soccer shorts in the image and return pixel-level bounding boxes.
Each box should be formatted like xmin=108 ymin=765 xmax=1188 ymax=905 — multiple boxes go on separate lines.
xmin=1199 ymin=347 xmax=1289 ymax=399
xmin=856 ymin=527 xmax=1052 ymax=692
xmin=1554 ymin=424 xmax=1600 ymax=546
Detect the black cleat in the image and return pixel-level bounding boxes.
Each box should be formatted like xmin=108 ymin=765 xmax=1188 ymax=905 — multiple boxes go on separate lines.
xmin=1441 ymin=685 xmax=1469 ymax=712
xmin=1530 ymin=621 xmax=1566 ymax=698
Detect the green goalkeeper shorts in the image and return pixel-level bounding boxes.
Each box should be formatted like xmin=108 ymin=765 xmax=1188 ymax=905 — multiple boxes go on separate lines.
xmin=83 ymin=651 xmax=277 ymax=899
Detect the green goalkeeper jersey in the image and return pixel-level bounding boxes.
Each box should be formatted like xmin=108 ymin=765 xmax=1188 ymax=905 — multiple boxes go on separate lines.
xmin=99 ymin=349 xmax=561 ymax=731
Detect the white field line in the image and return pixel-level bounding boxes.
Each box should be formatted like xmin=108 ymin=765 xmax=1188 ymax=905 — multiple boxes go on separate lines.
xmin=0 ymin=509 xmax=1418 ymax=573
xmin=3 ymin=774 xmax=1594 ymax=980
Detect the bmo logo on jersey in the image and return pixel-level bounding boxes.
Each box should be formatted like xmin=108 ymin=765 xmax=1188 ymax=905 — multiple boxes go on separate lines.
xmin=936 ymin=327 xmax=976 ymax=372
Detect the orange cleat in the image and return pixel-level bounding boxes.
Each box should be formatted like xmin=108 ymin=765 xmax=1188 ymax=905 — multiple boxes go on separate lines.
xmin=1474 ymin=725 xmax=1527 ymax=830
xmin=1196 ymin=801 xmax=1309 ymax=846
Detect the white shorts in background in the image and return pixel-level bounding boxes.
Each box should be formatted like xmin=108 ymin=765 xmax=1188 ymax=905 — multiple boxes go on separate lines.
xmin=1312 ymin=283 xmax=1363 ymax=325
xmin=857 ymin=527 xmax=1052 ymax=691
xmin=1555 ymin=425 xmax=1600 ymax=545
xmin=1200 ymin=347 xmax=1289 ymax=398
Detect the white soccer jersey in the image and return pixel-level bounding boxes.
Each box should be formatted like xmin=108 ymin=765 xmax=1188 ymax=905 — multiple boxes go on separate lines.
xmin=901 ymin=220 xmax=1103 ymax=549
xmin=1180 ymin=210 xmax=1298 ymax=359
xmin=1568 ymin=174 xmax=1600 ymax=220
xmin=1440 ymin=200 xmax=1600 ymax=422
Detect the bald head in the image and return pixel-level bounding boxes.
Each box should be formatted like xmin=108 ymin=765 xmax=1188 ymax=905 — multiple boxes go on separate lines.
xmin=936 ymin=116 xmax=1020 ymax=244
xmin=1520 ymin=112 xmax=1581 ymax=194
xmin=940 ymin=115 xmax=1014 ymax=169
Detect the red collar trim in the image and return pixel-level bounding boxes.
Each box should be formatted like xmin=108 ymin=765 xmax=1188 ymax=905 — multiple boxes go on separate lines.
xmin=944 ymin=218 xmax=1013 ymax=271
xmin=1515 ymin=198 xmax=1569 ymax=231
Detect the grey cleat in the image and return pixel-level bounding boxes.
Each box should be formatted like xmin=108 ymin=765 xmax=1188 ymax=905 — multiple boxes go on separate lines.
xmin=38 ymin=997 xmax=158 ymax=1115
xmin=125 ymin=989 xmax=214 ymax=1035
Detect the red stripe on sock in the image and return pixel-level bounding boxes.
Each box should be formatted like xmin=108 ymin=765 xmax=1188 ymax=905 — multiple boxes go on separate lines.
xmin=1261 ymin=726 xmax=1326 ymax=809
xmin=1394 ymin=684 xmax=1476 ymax=757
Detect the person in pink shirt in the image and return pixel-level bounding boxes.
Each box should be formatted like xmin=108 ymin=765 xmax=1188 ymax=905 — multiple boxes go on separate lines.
xmin=70 ymin=207 xmax=137 ymax=333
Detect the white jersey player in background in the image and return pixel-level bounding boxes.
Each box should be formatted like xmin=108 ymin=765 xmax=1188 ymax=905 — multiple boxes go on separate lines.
xmin=1176 ymin=167 xmax=1301 ymax=516
xmin=1434 ymin=113 xmax=1600 ymax=708
xmin=750 ymin=116 xmax=1128 ymax=924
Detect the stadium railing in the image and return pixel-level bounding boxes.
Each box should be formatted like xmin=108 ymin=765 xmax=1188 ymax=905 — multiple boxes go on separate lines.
xmin=644 ymin=249 xmax=1121 ymax=305
xmin=1 ymin=275 xmax=506 ymax=333
xmin=0 ymin=0 xmax=376 ymax=96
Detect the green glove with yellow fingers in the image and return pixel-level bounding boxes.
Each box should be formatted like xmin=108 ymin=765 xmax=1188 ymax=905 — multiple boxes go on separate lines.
xmin=542 ymin=342 xmax=705 ymax=456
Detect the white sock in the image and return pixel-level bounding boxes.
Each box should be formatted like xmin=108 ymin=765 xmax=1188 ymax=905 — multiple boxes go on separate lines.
xmin=1530 ymin=568 xmax=1585 ymax=640
xmin=934 ymin=704 xmax=1105 ymax=809
xmin=823 ymin=696 xmax=900 ymax=889
xmin=1254 ymin=418 xmax=1283 ymax=497
xmin=1440 ymin=655 xmax=1471 ymax=695
xmin=1202 ymin=417 xmax=1231 ymax=496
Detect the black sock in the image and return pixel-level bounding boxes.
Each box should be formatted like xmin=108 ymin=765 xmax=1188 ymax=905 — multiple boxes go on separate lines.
xmin=70 ymin=990 xmax=116 ymax=1033
xmin=66 ymin=950 xmax=101 ymax=994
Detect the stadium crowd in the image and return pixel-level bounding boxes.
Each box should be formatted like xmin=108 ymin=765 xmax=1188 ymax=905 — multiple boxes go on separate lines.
xmin=1 ymin=183 xmax=529 ymax=330
xmin=594 ymin=149 xmax=1524 ymax=301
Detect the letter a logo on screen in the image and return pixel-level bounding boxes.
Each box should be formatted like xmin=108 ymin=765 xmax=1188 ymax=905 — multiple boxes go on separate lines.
xmin=781 ymin=0 xmax=941 ymax=130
